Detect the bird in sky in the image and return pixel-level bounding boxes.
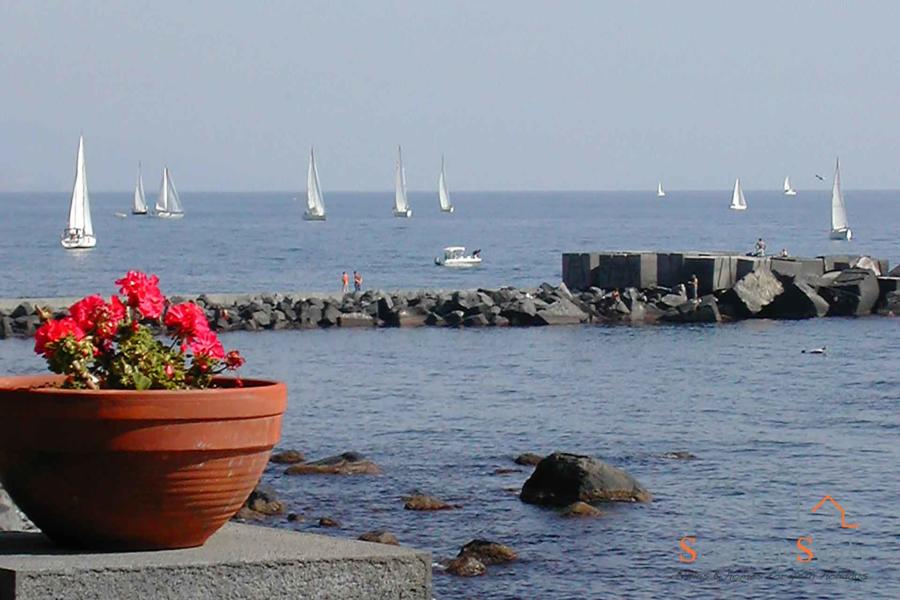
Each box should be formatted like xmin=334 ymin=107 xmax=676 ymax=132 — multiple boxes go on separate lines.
xmin=815 ymin=174 xmax=825 ymax=181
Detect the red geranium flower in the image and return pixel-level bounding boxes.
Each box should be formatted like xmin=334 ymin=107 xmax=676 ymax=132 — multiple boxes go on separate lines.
xmin=164 ymin=302 xmax=210 ymax=341
xmin=224 ymin=350 xmax=245 ymax=369
xmin=34 ymin=317 xmax=85 ymax=358
xmin=188 ymin=329 xmax=225 ymax=360
xmin=115 ymin=271 xmax=165 ymax=319
xmin=69 ymin=295 xmax=125 ymax=339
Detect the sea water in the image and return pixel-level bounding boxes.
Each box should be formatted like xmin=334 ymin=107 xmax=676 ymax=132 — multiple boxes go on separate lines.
xmin=0 ymin=191 xmax=898 ymax=598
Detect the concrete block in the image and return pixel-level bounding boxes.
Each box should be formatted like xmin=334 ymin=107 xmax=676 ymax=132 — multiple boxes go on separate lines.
xmin=592 ymin=252 xmax=657 ymax=290
xmin=770 ymin=257 xmax=825 ymax=280
xmin=656 ymin=252 xmax=684 ymax=288
xmin=819 ymin=255 xmax=859 ymax=273
xmin=877 ymin=276 xmax=900 ymax=308
xmin=562 ymin=253 xmax=597 ymax=291
xmin=0 ymin=523 xmax=431 ymax=600
xmin=682 ymin=254 xmax=738 ymax=295
xmin=736 ymin=256 xmax=769 ymax=280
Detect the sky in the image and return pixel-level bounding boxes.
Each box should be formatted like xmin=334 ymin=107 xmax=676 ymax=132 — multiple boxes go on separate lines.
xmin=1 ymin=1 xmax=899 ymax=192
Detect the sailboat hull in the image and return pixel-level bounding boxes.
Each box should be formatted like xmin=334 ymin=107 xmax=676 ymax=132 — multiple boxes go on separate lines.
xmin=830 ymin=228 xmax=852 ymax=240
xmin=784 ymin=190 xmax=797 ymax=196
xmin=61 ymin=234 xmax=97 ymax=249
xmin=155 ymin=211 xmax=184 ymax=219
xmin=729 ymin=205 xmax=747 ymax=211
xmin=303 ymin=211 xmax=326 ymax=221
xmin=132 ymin=209 xmax=147 ymax=215
xmin=393 ymin=209 xmax=412 ymax=218
xmin=441 ymin=206 xmax=454 ymax=213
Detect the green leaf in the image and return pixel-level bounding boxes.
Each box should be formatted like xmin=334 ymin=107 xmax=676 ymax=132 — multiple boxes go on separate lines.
xmin=133 ymin=372 xmax=152 ymax=391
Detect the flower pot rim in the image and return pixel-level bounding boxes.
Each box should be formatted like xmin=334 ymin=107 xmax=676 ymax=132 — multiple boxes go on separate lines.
xmin=0 ymin=374 xmax=284 ymax=396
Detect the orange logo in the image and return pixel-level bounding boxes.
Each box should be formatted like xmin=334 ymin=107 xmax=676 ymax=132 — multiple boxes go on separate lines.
xmin=796 ymin=536 xmax=814 ymax=562
xmin=811 ymin=495 xmax=858 ymax=529
xmin=678 ymin=536 xmax=697 ymax=563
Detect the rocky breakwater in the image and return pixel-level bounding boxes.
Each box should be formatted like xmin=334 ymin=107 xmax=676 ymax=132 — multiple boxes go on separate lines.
xmin=1 ymin=254 xmax=897 ymax=339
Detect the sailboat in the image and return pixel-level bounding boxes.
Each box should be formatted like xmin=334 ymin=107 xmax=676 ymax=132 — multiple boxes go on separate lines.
xmin=60 ymin=134 xmax=96 ymax=249
xmin=657 ymin=182 xmax=666 ymax=197
xmin=393 ymin=145 xmax=412 ymax=218
xmin=303 ymin=147 xmax=326 ymax=221
xmin=155 ymin=167 xmax=184 ymax=219
xmin=829 ymin=158 xmax=852 ymax=240
xmin=783 ymin=176 xmax=797 ymax=196
xmin=729 ymin=178 xmax=747 ymax=211
xmin=132 ymin=162 xmax=148 ymax=214
xmin=438 ymin=156 xmax=454 ymax=213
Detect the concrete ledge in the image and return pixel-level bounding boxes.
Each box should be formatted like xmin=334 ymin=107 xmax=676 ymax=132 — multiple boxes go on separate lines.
xmin=0 ymin=523 xmax=431 ymax=600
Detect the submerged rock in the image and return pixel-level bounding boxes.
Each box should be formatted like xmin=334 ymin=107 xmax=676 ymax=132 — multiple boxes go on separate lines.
xmin=284 ymin=452 xmax=381 ymax=475
xmin=457 ymin=539 xmax=518 ymax=565
xmin=404 ymin=494 xmax=457 ymax=511
xmin=318 ymin=517 xmax=340 ymax=528
xmin=520 ymin=452 xmax=651 ymax=506
xmin=241 ymin=484 xmax=284 ymax=516
xmin=358 ymin=530 xmax=400 ymax=545
xmin=560 ymin=501 xmax=603 ymax=518
xmin=445 ymin=555 xmax=486 ymax=577
xmin=660 ymin=451 xmax=697 ymax=460
xmin=514 ymin=452 xmax=544 ymax=466
xmin=270 ymin=449 xmax=305 ymax=464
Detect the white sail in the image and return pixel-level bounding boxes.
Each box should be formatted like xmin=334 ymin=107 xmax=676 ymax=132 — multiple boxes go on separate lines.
xmin=306 ymin=148 xmax=325 ymax=216
xmin=167 ymin=170 xmax=183 ymax=213
xmin=730 ymin=178 xmax=747 ymax=210
xmin=783 ymin=175 xmax=797 ymax=196
xmin=394 ymin=145 xmax=411 ymax=216
xmin=156 ymin=167 xmax=184 ymax=217
xmin=61 ymin=134 xmax=95 ymax=248
xmin=657 ymin=182 xmax=666 ymax=197
xmin=67 ymin=136 xmax=88 ymax=233
xmin=133 ymin=163 xmax=147 ymax=213
xmin=831 ymin=158 xmax=849 ymax=231
xmin=438 ymin=156 xmax=453 ymax=212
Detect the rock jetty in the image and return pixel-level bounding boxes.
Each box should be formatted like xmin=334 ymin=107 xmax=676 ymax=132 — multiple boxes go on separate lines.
xmin=0 ymin=252 xmax=895 ymax=338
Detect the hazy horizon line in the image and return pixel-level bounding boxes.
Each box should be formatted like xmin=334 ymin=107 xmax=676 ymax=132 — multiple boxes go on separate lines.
xmin=1 ymin=187 xmax=894 ymax=195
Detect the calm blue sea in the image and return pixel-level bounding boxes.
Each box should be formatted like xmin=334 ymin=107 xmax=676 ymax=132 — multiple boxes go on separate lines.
xmin=0 ymin=191 xmax=898 ymax=598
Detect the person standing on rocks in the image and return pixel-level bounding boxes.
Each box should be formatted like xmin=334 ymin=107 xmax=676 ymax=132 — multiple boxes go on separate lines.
xmin=341 ymin=272 xmax=349 ymax=293
xmin=353 ymin=271 xmax=362 ymax=292
xmin=689 ymin=274 xmax=699 ymax=301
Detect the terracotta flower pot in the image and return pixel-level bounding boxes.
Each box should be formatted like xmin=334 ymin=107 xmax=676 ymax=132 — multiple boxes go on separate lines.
xmin=0 ymin=374 xmax=286 ymax=551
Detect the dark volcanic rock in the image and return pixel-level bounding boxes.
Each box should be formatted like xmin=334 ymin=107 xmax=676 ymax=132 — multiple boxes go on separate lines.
xmin=457 ymin=539 xmax=518 ymax=565
xmin=270 ymin=449 xmax=305 ymax=464
xmin=404 ymin=494 xmax=457 ymax=511
xmin=520 ymin=452 xmax=651 ymax=506
xmin=533 ymin=297 xmax=588 ymax=326
xmin=284 ymin=452 xmax=381 ymax=475
xmin=514 ymin=452 xmax=544 ymax=466
xmin=358 ymin=530 xmax=400 ymax=545
xmin=446 ymin=555 xmax=486 ymax=577
xmin=660 ymin=295 xmax=720 ymax=323
xmin=338 ymin=312 xmax=376 ymax=327
xmin=560 ymin=501 xmax=603 ymax=518
xmin=242 ymin=484 xmax=284 ymax=516
xmin=819 ymin=268 xmax=880 ymax=316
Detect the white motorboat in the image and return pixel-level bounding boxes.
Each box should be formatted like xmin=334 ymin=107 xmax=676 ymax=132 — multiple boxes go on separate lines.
xmin=60 ymin=134 xmax=97 ymax=250
xmin=155 ymin=167 xmax=184 ymax=219
xmin=133 ymin=162 xmax=148 ymax=214
xmin=783 ymin=175 xmax=797 ymax=196
xmin=393 ymin=145 xmax=412 ymax=218
xmin=435 ymin=246 xmax=482 ymax=268
xmin=439 ymin=156 xmax=454 ymax=213
xmin=729 ymin=178 xmax=747 ymax=211
xmin=303 ymin=147 xmax=326 ymax=221
xmin=657 ymin=182 xmax=666 ymax=197
xmin=114 ymin=212 xmax=128 ymax=219
xmin=829 ymin=158 xmax=852 ymax=240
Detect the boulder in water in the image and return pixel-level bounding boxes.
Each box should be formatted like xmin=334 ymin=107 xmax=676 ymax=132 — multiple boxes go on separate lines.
xmin=445 ymin=555 xmax=486 ymax=577
xmin=560 ymin=501 xmax=603 ymax=518
xmin=284 ymin=452 xmax=381 ymax=475
xmin=358 ymin=530 xmax=400 ymax=545
xmin=520 ymin=452 xmax=651 ymax=506
xmin=457 ymin=539 xmax=518 ymax=565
